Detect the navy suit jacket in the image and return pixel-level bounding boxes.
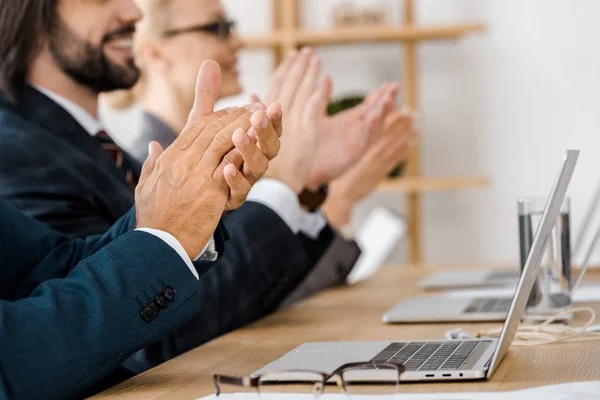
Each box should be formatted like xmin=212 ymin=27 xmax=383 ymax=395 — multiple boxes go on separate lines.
xmin=0 ymin=87 xmax=334 ymax=374
xmin=131 ymin=112 xmax=362 ymax=309
xmin=0 ymin=201 xmax=203 ymax=400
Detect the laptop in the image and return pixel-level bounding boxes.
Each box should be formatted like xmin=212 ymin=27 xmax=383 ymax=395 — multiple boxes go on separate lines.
xmin=254 ymin=149 xmax=578 ymax=382
xmin=420 ymin=157 xmax=599 ymax=292
xmin=383 ymin=150 xmax=579 ymax=324
xmin=418 ymin=269 xmax=520 ymax=291
xmin=382 ymin=152 xmax=580 ymax=323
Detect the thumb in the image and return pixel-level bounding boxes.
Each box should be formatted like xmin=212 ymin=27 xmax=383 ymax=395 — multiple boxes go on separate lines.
xmin=138 ymin=141 xmax=164 ymax=185
xmin=188 ymin=59 xmax=222 ymax=124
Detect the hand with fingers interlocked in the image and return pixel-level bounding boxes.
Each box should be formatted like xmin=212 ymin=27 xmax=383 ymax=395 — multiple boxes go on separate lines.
xmin=135 ymin=60 xmax=282 ymax=258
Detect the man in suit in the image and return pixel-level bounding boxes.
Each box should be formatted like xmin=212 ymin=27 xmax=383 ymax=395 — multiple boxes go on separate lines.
xmin=0 ymin=0 xmax=379 ymax=375
xmin=0 ymin=63 xmax=278 ymax=399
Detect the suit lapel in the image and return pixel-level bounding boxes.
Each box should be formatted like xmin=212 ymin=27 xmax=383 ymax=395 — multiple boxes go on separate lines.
xmin=5 ymin=86 xmax=141 ymax=184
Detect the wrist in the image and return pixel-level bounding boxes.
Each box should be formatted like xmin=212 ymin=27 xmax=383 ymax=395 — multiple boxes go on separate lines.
xmin=307 ymin=168 xmax=329 ymax=192
xmin=161 ymin=229 xmax=205 ymax=260
xmin=137 ymin=224 xmax=208 ymax=260
xmin=322 ymin=197 xmax=353 ymax=230
xmin=264 ymin=170 xmax=305 ymax=194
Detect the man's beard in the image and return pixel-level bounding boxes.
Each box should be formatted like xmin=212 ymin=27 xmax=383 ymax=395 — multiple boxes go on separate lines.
xmin=48 ymin=20 xmax=140 ymax=93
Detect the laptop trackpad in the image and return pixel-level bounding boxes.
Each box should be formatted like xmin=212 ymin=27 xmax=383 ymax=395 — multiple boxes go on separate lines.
xmin=254 ymin=342 xmax=390 ymax=375
xmin=385 ymin=297 xmax=474 ymax=321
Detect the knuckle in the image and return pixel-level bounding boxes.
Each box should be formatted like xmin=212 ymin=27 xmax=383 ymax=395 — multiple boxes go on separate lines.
xmin=237 ymin=112 xmax=252 ymax=125
xmin=212 ymin=133 xmax=231 ymax=148
xmin=233 ymin=107 xmax=247 ymax=118
xmin=187 ymin=114 xmax=210 ymax=131
xmin=224 ymin=151 xmax=243 ymax=166
xmin=204 ymin=120 xmax=224 ymax=135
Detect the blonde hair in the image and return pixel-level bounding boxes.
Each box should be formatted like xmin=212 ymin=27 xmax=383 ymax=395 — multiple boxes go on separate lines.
xmin=103 ymin=0 xmax=173 ymax=109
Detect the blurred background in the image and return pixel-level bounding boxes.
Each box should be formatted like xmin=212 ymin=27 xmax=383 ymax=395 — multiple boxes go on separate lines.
xmin=102 ymin=0 xmax=600 ymax=267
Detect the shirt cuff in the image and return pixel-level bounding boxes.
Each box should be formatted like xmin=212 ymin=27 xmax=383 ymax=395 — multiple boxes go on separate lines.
xmin=136 ymin=228 xmax=199 ymax=280
xmin=298 ymin=209 xmax=328 ymax=240
xmin=196 ymin=237 xmax=218 ymax=262
xmin=247 ymin=178 xmax=328 ymax=239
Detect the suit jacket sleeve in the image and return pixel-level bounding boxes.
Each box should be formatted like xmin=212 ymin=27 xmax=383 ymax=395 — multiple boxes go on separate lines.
xmin=0 ymin=231 xmax=202 ymax=400
xmin=122 ymin=201 xmax=334 ymax=372
xmin=279 ymin=234 xmax=362 ymax=308
xmin=0 ymin=200 xmax=136 ymax=301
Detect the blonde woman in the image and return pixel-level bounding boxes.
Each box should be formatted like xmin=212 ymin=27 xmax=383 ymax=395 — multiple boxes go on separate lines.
xmin=104 ymin=0 xmax=417 ymax=363
xmin=109 ymin=0 xmax=417 ymax=231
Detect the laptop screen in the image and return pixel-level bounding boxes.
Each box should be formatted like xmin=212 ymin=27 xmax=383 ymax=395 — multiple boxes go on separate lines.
xmin=486 ymin=150 xmax=579 ymax=378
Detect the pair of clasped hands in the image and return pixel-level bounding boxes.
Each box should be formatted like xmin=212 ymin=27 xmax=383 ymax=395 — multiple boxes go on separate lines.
xmin=136 ymin=48 xmax=415 ymax=260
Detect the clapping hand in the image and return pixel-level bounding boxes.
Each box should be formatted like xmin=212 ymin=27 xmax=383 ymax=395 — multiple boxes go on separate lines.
xmin=135 ymin=60 xmax=282 ymax=258
xmin=259 ymin=48 xmax=331 ymax=194
xmin=322 ymin=107 xmax=418 ymax=229
xmin=307 ymin=82 xmax=400 ymax=189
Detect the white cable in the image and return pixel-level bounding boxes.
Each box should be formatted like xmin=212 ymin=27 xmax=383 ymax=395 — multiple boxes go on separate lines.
xmin=445 ymin=307 xmax=600 ymax=347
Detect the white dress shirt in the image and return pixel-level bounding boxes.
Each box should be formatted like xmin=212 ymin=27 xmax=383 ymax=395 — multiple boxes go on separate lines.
xmin=33 ymin=85 xmax=328 ymax=280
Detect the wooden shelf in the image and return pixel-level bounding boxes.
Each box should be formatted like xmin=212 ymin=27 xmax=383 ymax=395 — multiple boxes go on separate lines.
xmin=243 ymin=34 xmax=283 ymax=48
xmin=243 ymin=23 xmax=486 ymax=48
xmin=377 ymin=176 xmax=490 ymax=193
xmin=252 ymin=0 xmax=487 ymax=265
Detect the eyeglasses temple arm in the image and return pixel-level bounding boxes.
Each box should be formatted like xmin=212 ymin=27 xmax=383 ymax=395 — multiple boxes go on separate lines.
xmin=213 ymin=375 xmax=258 ymax=396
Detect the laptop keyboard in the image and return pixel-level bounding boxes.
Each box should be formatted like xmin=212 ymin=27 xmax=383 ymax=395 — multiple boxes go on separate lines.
xmin=370 ymin=341 xmax=484 ymax=371
xmin=464 ymin=298 xmax=512 ymax=314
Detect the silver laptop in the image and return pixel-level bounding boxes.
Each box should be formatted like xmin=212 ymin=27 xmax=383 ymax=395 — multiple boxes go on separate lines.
xmin=254 ymin=149 xmax=578 ymax=382
xmin=420 ymin=155 xmax=600 ymax=292
xmin=418 ymin=269 xmax=520 ymax=291
xmin=383 ymin=150 xmax=579 ymax=324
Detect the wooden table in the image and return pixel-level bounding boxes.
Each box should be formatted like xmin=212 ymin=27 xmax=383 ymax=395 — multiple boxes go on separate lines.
xmin=93 ymin=265 xmax=600 ymax=399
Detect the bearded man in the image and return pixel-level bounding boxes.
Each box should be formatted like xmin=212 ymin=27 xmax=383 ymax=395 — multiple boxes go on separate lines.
xmin=0 ymin=0 xmax=383 ymax=388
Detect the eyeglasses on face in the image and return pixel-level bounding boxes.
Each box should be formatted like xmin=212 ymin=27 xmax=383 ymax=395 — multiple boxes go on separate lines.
xmin=162 ymin=19 xmax=236 ymax=41
xmin=213 ymin=361 xmax=405 ymax=398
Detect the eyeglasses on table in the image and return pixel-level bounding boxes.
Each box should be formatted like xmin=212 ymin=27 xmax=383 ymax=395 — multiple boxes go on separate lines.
xmin=213 ymin=361 xmax=405 ymax=398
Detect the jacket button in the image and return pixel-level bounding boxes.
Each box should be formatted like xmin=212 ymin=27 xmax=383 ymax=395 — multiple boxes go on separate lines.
xmin=163 ymin=286 xmax=177 ymax=302
xmin=140 ymin=305 xmax=158 ymax=323
xmin=154 ymin=293 xmax=168 ymax=309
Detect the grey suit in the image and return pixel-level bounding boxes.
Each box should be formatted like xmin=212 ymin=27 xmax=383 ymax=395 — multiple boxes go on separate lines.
xmin=128 ymin=111 xmax=362 ymax=305
xmin=128 ymin=112 xmax=177 ymax=165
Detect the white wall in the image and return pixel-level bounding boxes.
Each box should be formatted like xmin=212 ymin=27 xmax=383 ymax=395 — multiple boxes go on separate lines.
xmin=102 ymin=0 xmax=600 ymax=266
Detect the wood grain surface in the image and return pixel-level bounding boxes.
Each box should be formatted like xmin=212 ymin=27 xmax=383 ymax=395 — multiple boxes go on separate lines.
xmin=92 ymin=265 xmax=600 ymax=399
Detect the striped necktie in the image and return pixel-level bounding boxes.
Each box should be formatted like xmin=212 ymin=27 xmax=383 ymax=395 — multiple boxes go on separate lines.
xmin=96 ymin=130 xmax=139 ymax=188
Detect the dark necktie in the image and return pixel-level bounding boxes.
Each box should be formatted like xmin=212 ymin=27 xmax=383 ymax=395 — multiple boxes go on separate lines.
xmin=96 ymin=130 xmax=139 ymax=188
